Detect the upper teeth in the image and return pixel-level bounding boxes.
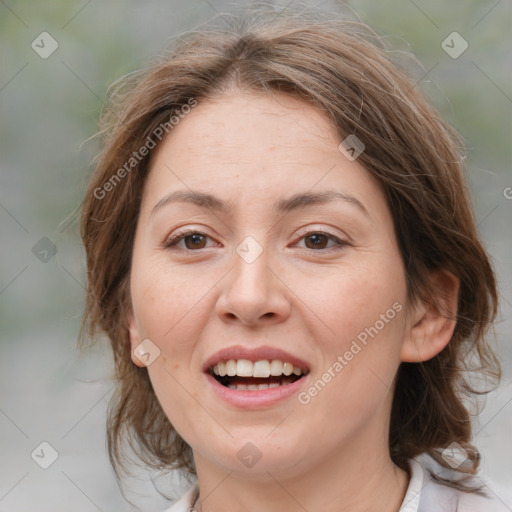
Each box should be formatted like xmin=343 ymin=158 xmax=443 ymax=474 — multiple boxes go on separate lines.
xmin=212 ymin=359 xmax=303 ymax=378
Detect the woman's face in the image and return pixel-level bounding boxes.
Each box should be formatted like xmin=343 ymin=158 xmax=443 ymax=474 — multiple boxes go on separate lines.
xmin=128 ymin=91 xmax=415 ymax=478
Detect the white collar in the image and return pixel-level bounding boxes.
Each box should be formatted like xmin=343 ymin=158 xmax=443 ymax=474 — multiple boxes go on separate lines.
xmin=399 ymin=459 xmax=424 ymax=511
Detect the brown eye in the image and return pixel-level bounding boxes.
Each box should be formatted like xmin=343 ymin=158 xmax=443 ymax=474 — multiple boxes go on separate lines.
xmin=304 ymin=233 xmax=329 ymax=250
xmin=297 ymin=231 xmax=347 ymax=251
xmin=183 ymin=234 xmax=207 ymax=249
xmin=165 ymin=231 xmax=214 ymax=251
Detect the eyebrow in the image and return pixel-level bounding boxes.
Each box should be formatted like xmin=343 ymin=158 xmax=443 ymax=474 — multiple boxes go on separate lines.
xmin=151 ymin=189 xmax=370 ymax=218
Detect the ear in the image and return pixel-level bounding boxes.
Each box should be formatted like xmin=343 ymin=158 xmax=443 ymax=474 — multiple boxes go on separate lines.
xmin=127 ymin=309 xmax=146 ymax=368
xmin=400 ymin=268 xmax=460 ymax=363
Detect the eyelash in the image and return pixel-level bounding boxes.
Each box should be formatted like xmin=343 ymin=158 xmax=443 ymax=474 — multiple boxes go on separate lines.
xmin=164 ymin=229 xmax=349 ymax=253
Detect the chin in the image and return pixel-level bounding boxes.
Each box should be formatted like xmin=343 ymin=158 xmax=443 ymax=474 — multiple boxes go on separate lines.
xmin=194 ymin=434 xmax=311 ymax=479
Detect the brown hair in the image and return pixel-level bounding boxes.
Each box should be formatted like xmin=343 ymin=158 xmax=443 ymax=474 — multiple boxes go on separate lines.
xmin=80 ymin=6 xmax=500 ymax=489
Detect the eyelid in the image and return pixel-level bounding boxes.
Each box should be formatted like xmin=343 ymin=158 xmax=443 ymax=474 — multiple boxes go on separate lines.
xmin=294 ymin=224 xmax=350 ymax=243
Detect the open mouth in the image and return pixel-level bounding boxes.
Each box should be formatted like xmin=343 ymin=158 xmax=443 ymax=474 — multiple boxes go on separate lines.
xmin=209 ymin=359 xmax=309 ymax=390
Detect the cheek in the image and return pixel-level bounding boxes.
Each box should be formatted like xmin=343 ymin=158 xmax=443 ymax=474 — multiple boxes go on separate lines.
xmin=131 ymin=257 xmax=207 ymax=343
xmin=147 ymin=358 xmax=202 ymax=440
xmin=130 ymin=258 xmax=215 ymax=418
xmin=135 ymin=273 xmax=208 ymax=437
xmin=301 ymin=254 xmax=408 ymax=415
xmin=309 ymin=262 xmax=405 ymax=347
xmin=299 ymin=267 xmax=407 ymax=440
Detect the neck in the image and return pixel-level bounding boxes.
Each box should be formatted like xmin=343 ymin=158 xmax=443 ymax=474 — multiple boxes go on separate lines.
xmin=192 ymin=436 xmax=409 ymax=512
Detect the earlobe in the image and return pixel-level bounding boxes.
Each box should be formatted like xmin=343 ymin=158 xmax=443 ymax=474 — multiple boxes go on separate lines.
xmin=127 ymin=310 xmax=146 ymax=368
xmin=400 ymin=268 xmax=460 ymax=363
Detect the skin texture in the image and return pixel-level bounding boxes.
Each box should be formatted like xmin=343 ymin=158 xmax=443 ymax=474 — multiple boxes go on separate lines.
xmin=127 ymin=91 xmax=459 ymax=512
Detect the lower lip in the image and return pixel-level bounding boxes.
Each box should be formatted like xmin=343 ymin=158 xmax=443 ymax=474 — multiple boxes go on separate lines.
xmin=205 ymin=373 xmax=308 ymax=409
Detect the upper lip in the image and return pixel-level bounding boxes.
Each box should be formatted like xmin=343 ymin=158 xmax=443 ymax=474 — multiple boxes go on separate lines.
xmin=203 ymin=345 xmax=311 ymax=373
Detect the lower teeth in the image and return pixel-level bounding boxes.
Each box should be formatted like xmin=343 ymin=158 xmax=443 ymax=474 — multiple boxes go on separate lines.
xmin=226 ymin=378 xmax=293 ymax=390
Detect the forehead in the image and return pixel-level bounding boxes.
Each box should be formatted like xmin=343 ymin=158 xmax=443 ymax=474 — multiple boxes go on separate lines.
xmin=142 ymin=91 xmax=386 ymax=217
xmin=174 ymin=91 xmax=335 ymax=148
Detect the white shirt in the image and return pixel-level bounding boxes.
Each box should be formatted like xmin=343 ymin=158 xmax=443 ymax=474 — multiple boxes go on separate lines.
xmin=162 ymin=457 xmax=509 ymax=511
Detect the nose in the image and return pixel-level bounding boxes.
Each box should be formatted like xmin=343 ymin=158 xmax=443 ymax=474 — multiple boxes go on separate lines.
xmin=215 ymin=245 xmax=291 ymax=327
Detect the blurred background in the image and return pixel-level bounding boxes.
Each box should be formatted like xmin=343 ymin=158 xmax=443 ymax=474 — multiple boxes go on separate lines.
xmin=1 ymin=0 xmax=511 ymax=510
